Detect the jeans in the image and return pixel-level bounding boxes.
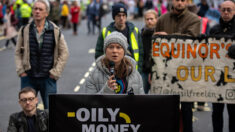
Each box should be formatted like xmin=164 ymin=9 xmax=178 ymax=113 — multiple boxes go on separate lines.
xmin=212 ymin=103 xmax=235 ymax=132
xmin=141 ymin=72 xmax=150 ymax=94
xmin=21 ymin=76 xmax=57 ymax=109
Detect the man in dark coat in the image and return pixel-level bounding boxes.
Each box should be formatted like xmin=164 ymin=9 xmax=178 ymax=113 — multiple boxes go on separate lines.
xmin=209 ymin=1 xmax=235 ymax=132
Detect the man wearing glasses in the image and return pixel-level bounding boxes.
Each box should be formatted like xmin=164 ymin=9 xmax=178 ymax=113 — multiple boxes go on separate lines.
xmin=209 ymin=1 xmax=235 ymax=132
xmin=7 ymin=87 xmax=48 ymax=132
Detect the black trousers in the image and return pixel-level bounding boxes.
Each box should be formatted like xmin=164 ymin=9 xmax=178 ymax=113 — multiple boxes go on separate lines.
xmin=5 ymin=37 xmax=16 ymax=47
xmin=61 ymin=16 xmax=67 ymax=28
xmin=181 ymin=102 xmax=193 ymax=132
xmin=212 ymin=103 xmax=235 ymax=132
xmin=73 ymin=23 xmax=77 ymax=33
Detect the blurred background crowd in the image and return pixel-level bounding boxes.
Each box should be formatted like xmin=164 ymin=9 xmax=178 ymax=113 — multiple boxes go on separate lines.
xmin=0 ymin=0 xmax=225 ymax=36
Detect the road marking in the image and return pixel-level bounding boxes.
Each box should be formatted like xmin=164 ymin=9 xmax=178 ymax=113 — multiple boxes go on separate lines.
xmin=88 ymin=48 xmax=95 ymax=54
xmin=89 ymin=67 xmax=94 ymax=72
xmin=74 ymin=61 xmax=96 ymax=93
xmin=74 ymin=85 xmax=80 ymax=92
xmin=84 ymin=72 xmax=89 ymax=78
xmin=79 ymin=78 xmax=85 ymax=85
xmin=92 ymin=62 xmax=96 ymax=67
xmin=0 ymin=36 xmax=5 ymax=41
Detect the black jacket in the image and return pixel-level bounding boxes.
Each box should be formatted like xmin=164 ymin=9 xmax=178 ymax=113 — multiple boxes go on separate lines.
xmin=141 ymin=27 xmax=154 ymax=73
xmin=7 ymin=109 xmax=48 ymax=132
xmin=209 ymin=15 xmax=235 ymax=36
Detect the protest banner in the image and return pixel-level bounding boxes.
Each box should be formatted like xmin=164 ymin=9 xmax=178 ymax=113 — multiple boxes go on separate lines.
xmin=49 ymin=94 xmax=179 ymax=132
xmin=151 ymin=35 xmax=235 ymax=104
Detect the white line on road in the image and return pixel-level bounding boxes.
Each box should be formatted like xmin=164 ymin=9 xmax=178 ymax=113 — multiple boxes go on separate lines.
xmin=74 ymin=85 xmax=80 ymax=92
xmin=74 ymin=61 xmax=96 ymax=93
xmin=92 ymin=62 xmax=96 ymax=67
xmin=84 ymin=72 xmax=89 ymax=78
xmin=79 ymin=78 xmax=85 ymax=85
xmin=89 ymin=67 xmax=94 ymax=72
xmin=88 ymin=48 xmax=95 ymax=54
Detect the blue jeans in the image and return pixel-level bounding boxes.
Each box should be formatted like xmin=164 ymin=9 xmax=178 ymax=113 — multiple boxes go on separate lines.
xmin=21 ymin=76 xmax=57 ymax=109
xmin=141 ymin=72 xmax=150 ymax=94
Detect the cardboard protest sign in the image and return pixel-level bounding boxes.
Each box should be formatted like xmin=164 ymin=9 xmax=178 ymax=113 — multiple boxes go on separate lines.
xmin=151 ymin=35 xmax=235 ymax=104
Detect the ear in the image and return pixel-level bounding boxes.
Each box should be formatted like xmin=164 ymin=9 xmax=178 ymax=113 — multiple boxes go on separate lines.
xmin=35 ymin=97 xmax=38 ymax=104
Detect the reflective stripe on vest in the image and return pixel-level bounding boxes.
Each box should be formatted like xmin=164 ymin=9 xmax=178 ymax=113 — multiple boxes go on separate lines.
xmin=131 ymin=27 xmax=139 ymax=70
xmin=199 ymin=16 xmax=209 ymax=34
xmin=102 ymin=27 xmax=139 ymax=70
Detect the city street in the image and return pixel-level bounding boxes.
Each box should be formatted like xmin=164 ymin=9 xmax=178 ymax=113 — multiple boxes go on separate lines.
xmin=0 ymin=13 xmax=229 ymax=132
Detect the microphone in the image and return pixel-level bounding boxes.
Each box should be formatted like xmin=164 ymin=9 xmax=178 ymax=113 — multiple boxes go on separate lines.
xmin=109 ymin=61 xmax=118 ymax=93
xmin=109 ymin=61 xmax=115 ymax=76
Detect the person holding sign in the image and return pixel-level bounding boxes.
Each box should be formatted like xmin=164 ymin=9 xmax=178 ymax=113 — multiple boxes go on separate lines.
xmin=154 ymin=0 xmax=200 ymax=132
xmin=209 ymin=1 xmax=235 ymax=132
xmin=84 ymin=31 xmax=144 ymax=94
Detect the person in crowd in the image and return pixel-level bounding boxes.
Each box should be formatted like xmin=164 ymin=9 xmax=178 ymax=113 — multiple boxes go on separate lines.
xmin=155 ymin=0 xmax=200 ymax=131
xmin=128 ymin=0 xmax=136 ymax=20
xmin=188 ymin=4 xmax=210 ymax=35
xmin=144 ymin=0 xmax=153 ymax=10
xmin=20 ymin=1 xmax=31 ymax=26
xmin=197 ymin=0 xmax=209 ymax=17
xmin=154 ymin=0 xmax=167 ymax=17
xmin=141 ymin=9 xmax=158 ymax=94
xmin=137 ymin=0 xmax=144 ymax=18
xmin=15 ymin=0 xmax=69 ymax=109
xmin=205 ymin=3 xmax=220 ymax=27
xmin=70 ymin=1 xmax=80 ymax=35
xmin=0 ymin=6 xmax=17 ymax=50
xmin=95 ymin=3 xmax=143 ymax=73
xmin=14 ymin=3 xmax=22 ymax=30
xmin=94 ymin=0 xmax=103 ymax=33
xmin=209 ymin=1 xmax=235 ymax=132
xmin=0 ymin=2 xmax=4 ymax=26
xmin=61 ymin=0 xmax=69 ymax=29
xmin=48 ymin=0 xmax=60 ymax=26
xmin=2 ymin=1 xmax=8 ymax=17
xmin=85 ymin=31 xmax=144 ymax=94
xmin=86 ymin=0 xmax=96 ymax=34
xmin=7 ymin=87 xmax=48 ymax=132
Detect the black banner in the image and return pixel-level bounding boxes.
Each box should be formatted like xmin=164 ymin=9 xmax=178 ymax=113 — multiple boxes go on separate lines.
xmin=49 ymin=94 xmax=179 ymax=132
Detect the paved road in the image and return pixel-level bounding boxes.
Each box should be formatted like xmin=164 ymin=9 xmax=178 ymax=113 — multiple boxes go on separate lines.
xmin=0 ymin=14 xmax=229 ymax=132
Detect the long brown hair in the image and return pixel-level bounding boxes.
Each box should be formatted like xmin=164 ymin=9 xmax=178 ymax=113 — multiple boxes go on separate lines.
xmin=102 ymin=57 xmax=133 ymax=79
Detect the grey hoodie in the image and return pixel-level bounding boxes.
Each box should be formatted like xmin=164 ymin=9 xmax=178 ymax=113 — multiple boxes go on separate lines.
xmin=84 ymin=55 xmax=144 ymax=94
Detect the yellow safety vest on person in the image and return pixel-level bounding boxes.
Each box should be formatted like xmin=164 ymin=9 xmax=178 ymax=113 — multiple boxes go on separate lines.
xmin=20 ymin=3 xmax=32 ymax=18
xmin=102 ymin=27 xmax=140 ymax=70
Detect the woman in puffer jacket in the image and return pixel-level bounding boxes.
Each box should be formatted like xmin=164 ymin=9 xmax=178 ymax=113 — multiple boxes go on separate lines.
xmin=84 ymin=31 xmax=144 ymax=94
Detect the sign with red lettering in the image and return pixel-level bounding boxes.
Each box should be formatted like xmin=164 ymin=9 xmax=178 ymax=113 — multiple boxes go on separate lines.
xmin=151 ymin=35 xmax=235 ymax=104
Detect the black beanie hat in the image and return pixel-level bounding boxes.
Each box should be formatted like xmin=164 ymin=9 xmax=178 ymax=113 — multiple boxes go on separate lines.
xmin=112 ymin=3 xmax=127 ymax=19
xmin=228 ymin=44 xmax=235 ymax=59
